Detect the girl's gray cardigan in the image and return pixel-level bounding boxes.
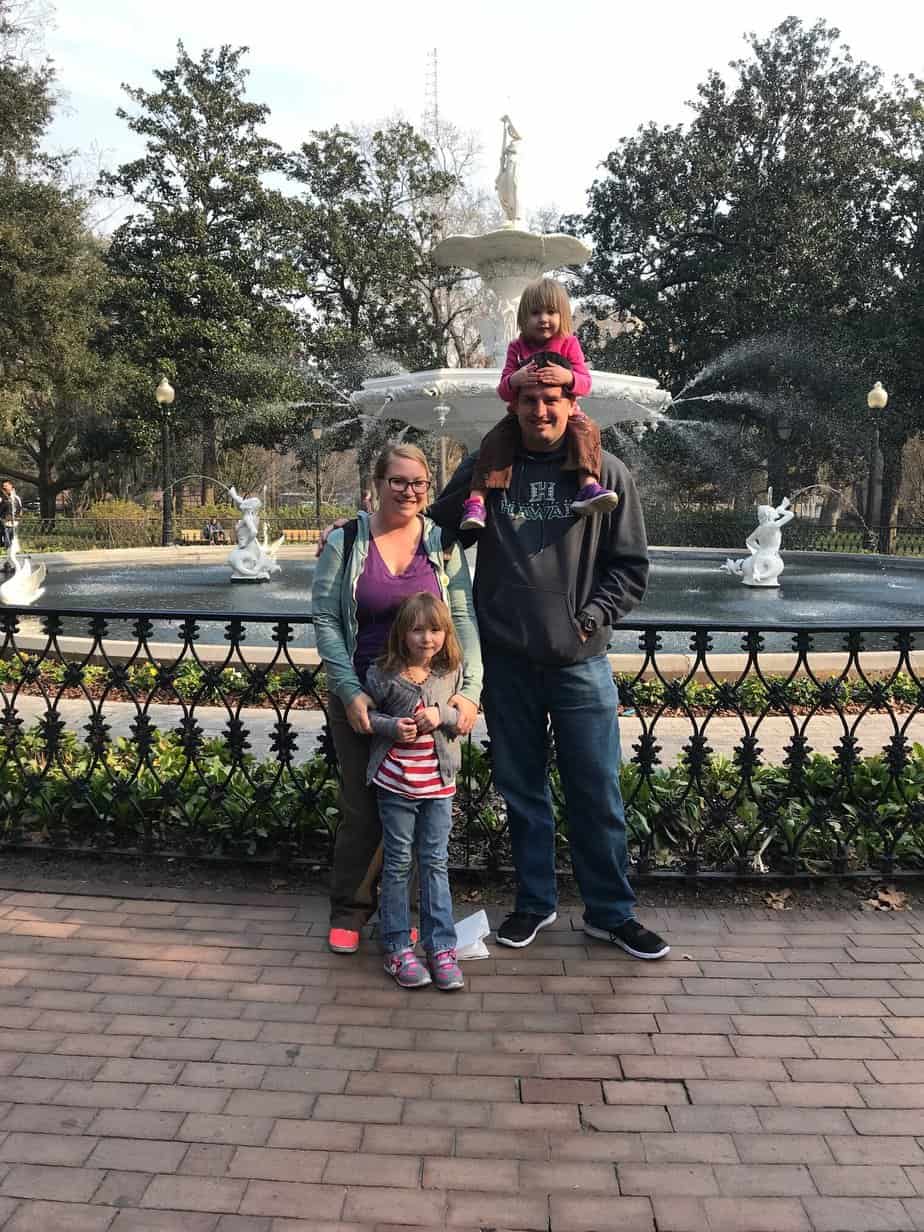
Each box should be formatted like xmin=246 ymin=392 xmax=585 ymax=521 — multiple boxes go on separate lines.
xmin=364 ymin=664 xmax=463 ymax=787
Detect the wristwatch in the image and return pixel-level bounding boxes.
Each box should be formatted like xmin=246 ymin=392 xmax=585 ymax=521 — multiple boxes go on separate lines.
xmin=579 ymin=614 xmax=598 ymax=637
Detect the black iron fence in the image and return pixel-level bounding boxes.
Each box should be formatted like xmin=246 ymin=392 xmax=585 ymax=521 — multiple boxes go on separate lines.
xmin=1 ymin=606 xmax=922 ymax=880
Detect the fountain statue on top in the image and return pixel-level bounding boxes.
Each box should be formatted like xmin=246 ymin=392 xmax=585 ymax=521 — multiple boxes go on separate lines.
xmin=227 ymin=488 xmax=284 ymax=583
xmin=721 ymin=497 xmax=794 ymax=588
xmin=349 ymin=116 xmax=670 ymax=449
xmin=495 ymin=114 xmax=521 ymax=227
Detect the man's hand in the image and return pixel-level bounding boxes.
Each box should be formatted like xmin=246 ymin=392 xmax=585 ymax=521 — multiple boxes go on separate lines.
xmin=317 ymin=517 xmax=349 ymax=556
xmin=395 ymin=717 xmax=418 ymax=743
xmin=533 ymin=362 xmax=574 ymax=387
xmin=415 ymin=705 xmax=441 ymax=735
xmin=345 ymin=692 xmax=374 ymax=735
xmin=449 ymin=694 xmax=478 ymax=735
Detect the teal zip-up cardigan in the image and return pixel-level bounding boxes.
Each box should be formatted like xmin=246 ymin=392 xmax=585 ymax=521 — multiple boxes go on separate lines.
xmin=311 ymin=513 xmax=483 ymax=708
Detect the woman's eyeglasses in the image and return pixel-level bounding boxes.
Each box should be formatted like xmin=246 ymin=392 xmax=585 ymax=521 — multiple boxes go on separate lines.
xmin=386 ymin=477 xmax=430 ymax=494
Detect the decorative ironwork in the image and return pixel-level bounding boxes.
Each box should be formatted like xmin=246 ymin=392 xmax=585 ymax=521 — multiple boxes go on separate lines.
xmin=0 ymin=605 xmax=922 ymax=879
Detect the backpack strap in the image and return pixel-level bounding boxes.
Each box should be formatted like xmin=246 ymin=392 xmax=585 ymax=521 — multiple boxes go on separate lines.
xmin=339 ymin=518 xmax=359 ymax=561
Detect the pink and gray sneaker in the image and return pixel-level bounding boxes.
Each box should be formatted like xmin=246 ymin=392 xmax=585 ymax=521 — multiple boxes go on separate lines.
xmin=384 ymin=948 xmax=432 ymax=988
xmin=428 ymin=948 xmax=464 ymax=991
xmin=571 ymin=482 xmax=620 ymax=517
xmin=460 ymin=498 xmax=486 ymax=530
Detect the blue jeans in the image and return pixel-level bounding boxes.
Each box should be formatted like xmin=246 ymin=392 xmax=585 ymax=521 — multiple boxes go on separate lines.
xmin=482 ymin=647 xmax=636 ymax=929
xmin=376 ymin=789 xmax=457 ymax=955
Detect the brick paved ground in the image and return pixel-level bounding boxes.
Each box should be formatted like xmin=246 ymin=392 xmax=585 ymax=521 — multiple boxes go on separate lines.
xmin=0 ymin=883 xmax=921 ymax=1230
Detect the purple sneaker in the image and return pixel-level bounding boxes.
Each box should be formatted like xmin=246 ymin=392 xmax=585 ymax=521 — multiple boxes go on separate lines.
xmin=571 ymin=482 xmax=620 ymax=516
xmin=428 ymin=948 xmax=464 ymax=991
xmin=385 ymin=948 xmax=432 ymax=988
xmin=460 ymin=498 xmax=486 ymax=530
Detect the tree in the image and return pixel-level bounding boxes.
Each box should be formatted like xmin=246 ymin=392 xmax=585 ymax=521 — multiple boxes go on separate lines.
xmin=0 ymin=2 xmax=146 ymax=519
xmin=862 ymin=78 xmax=924 ymax=542
xmin=102 ymin=42 xmax=303 ymax=505
xmin=0 ymin=0 xmax=55 ymax=175
xmin=287 ymin=120 xmax=464 ymax=378
xmin=566 ymin=19 xmax=908 ymax=510
xmin=570 ymin=20 xmax=901 ymax=390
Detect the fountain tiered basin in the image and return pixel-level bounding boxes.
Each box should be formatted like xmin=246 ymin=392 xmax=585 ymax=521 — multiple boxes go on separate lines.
xmin=351 ymin=221 xmax=671 ymax=448
xmin=351 ymin=367 xmax=670 ymax=451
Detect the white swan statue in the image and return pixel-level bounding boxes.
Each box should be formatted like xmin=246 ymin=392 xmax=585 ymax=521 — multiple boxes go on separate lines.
xmin=0 ymin=532 xmax=46 ymax=605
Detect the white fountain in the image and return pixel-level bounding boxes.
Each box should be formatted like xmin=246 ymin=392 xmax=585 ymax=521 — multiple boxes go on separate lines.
xmin=227 ymin=487 xmax=284 ymax=583
xmin=350 ymin=117 xmax=670 ymax=450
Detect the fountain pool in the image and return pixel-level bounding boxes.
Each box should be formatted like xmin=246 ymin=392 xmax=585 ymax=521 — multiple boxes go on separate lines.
xmin=18 ymin=548 xmax=923 ymax=655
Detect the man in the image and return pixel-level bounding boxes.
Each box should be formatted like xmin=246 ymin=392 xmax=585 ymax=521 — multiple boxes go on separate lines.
xmin=0 ymin=481 xmax=22 ymax=552
xmin=429 ymin=354 xmax=669 ymax=958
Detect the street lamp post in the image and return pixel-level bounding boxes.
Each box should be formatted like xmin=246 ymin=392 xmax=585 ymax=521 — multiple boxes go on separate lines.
xmin=866 ymin=382 xmax=888 ymax=552
xmin=155 ymin=377 xmax=176 ymax=547
xmin=311 ymin=422 xmax=323 ymax=530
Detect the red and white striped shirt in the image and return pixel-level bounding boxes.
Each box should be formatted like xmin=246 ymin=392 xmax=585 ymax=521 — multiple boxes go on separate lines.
xmin=373 ymin=704 xmax=455 ymax=799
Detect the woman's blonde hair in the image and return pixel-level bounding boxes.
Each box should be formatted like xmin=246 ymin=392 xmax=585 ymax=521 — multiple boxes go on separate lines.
xmin=517 ymin=277 xmax=573 ymax=337
xmin=378 ymin=592 xmax=462 ymax=676
xmin=372 ymin=443 xmax=431 ymax=485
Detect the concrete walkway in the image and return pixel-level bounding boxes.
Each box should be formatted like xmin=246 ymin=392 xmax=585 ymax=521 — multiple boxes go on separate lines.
xmin=6 ymin=694 xmax=923 ymax=766
xmin=0 ymin=879 xmax=921 ymax=1229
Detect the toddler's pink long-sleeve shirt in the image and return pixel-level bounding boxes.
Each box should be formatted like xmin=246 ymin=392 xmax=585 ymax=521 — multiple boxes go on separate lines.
xmin=497 ymin=334 xmax=592 ymax=403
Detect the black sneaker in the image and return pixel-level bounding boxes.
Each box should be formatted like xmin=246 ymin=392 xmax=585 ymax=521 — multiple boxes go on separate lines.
xmin=495 ymin=910 xmax=557 ymax=948
xmin=584 ymin=918 xmax=670 ymax=960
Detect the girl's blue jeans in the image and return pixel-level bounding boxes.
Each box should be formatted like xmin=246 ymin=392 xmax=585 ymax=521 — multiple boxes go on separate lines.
xmin=376 ymin=788 xmax=457 ymax=956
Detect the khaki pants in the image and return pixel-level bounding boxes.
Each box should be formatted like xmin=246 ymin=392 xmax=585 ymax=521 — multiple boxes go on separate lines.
xmin=327 ymin=693 xmax=383 ymax=930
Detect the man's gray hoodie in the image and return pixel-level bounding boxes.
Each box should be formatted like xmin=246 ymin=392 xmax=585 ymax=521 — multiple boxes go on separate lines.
xmin=429 ymin=441 xmax=648 ymax=667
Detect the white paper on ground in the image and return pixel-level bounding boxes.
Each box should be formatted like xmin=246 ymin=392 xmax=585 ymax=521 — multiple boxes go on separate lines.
xmin=454 ymin=909 xmax=491 ymax=960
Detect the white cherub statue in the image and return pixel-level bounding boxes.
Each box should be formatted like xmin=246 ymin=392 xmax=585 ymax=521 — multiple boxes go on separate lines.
xmin=226 ymin=487 xmax=284 ymax=582
xmin=722 ymin=497 xmax=794 ymax=588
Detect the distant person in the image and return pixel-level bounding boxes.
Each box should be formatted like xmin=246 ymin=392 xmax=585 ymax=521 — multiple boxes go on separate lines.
xmin=203 ymin=518 xmax=225 ymax=545
xmin=365 ymin=592 xmax=468 ymax=991
xmin=0 ymin=481 xmax=22 ymax=551
xmin=459 ymin=277 xmax=619 ymax=531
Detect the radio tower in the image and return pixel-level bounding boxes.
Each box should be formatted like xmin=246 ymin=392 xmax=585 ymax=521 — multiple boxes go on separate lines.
xmin=424 ymin=48 xmax=440 ymax=144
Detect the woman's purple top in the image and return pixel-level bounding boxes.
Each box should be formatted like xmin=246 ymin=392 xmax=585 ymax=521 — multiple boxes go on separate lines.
xmin=353 ymin=535 xmax=441 ymax=684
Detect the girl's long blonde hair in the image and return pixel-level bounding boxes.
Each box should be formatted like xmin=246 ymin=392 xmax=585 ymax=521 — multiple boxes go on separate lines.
xmin=378 ymin=592 xmax=462 ymax=676
xmin=517 ymin=277 xmax=574 ymax=337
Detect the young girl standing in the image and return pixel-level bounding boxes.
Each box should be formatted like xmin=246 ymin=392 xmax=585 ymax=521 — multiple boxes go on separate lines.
xmin=460 ymin=277 xmax=619 ymax=530
xmin=364 ymin=592 xmax=466 ymax=991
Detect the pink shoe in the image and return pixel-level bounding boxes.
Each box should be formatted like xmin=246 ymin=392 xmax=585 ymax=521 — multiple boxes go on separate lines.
xmin=571 ymin=482 xmax=620 ymax=517
xmin=328 ymin=927 xmax=359 ymax=954
xmin=428 ymin=948 xmax=464 ymax=991
xmin=460 ymin=498 xmax=486 ymax=530
xmin=385 ymin=948 xmax=432 ymax=988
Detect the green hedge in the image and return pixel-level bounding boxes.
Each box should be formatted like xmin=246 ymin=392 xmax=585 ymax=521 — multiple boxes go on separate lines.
xmin=2 ymin=727 xmax=923 ymax=876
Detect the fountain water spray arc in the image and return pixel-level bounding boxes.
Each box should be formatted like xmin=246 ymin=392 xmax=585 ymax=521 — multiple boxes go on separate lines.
xmin=350 ymin=118 xmax=671 ymax=449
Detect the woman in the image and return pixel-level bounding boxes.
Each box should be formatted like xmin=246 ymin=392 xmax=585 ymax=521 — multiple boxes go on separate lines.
xmin=312 ymin=444 xmax=482 ymax=954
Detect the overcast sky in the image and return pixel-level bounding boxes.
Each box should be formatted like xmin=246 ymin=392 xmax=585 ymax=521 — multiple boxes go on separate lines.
xmin=47 ymin=0 xmax=924 ymax=224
